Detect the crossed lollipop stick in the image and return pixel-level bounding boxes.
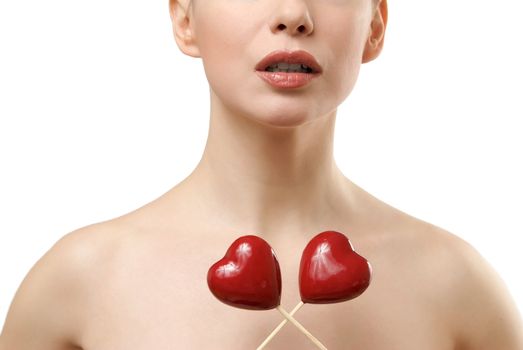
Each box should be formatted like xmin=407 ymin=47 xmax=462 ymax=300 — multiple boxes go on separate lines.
xmin=256 ymin=301 xmax=308 ymax=349
xmin=207 ymin=231 xmax=372 ymax=349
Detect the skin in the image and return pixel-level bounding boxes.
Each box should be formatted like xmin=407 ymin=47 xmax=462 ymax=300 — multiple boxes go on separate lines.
xmin=1 ymin=0 xmax=522 ymax=349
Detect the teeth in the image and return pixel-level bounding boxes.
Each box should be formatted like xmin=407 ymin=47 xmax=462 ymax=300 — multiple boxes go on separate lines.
xmin=266 ymin=62 xmax=313 ymax=73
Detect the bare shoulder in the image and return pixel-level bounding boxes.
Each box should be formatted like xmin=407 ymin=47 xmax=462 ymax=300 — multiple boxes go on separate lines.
xmin=434 ymin=227 xmax=523 ymax=349
xmin=0 ymin=220 xmax=125 ymax=350
xmin=398 ymin=216 xmax=523 ymax=350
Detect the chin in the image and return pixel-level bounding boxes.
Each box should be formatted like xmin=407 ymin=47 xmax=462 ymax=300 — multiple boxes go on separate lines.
xmin=209 ymin=85 xmax=332 ymax=129
xmin=246 ymin=105 xmax=319 ymax=129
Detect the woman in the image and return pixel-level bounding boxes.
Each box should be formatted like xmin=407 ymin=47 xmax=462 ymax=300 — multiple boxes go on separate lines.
xmin=1 ymin=0 xmax=522 ymax=349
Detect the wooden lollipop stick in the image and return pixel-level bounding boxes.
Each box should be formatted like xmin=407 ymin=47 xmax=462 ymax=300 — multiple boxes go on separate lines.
xmin=257 ymin=302 xmax=304 ymax=349
xmin=276 ymin=305 xmax=328 ymax=350
xmin=256 ymin=301 xmax=305 ymax=350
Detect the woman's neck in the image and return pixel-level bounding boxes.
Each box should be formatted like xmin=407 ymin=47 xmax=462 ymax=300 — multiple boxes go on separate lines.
xmin=177 ymin=93 xmax=357 ymax=236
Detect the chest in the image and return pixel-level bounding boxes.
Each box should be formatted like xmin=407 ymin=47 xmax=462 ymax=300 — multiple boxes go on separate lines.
xmin=78 ymin=241 xmax=456 ymax=350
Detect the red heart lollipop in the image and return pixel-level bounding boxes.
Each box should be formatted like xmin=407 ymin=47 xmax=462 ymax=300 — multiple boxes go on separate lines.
xmin=207 ymin=235 xmax=282 ymax=310
xmin=208 ymin=235 xmax=329 ymax=350
xmin=299 ymin=230 xmax=372 ymax=304
xmin=258 ymin=231 xmax=372 ymax=350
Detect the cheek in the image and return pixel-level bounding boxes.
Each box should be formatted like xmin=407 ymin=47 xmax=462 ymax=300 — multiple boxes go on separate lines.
xmin=193 ymin=7 xmax=255 ymax=97
xmin=321 ymin=18 xmax=369 ymax=103
xmin=193 ymin=2 xmax=259 ymax=65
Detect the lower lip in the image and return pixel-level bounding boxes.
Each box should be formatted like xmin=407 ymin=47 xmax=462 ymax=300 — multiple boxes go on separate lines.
xmin=255 ymin=71 xmax=320 ymax=89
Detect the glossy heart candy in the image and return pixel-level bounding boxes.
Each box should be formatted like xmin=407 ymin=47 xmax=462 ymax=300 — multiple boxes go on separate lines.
xmin=208 ymin=235 xmax=282 ymax=310
xmin=299 ymin=230 xmax=372 ymax=304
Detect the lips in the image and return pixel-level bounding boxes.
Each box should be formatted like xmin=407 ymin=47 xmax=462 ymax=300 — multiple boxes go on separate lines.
xmin=255 ymin=50 xmax=322 ymax=74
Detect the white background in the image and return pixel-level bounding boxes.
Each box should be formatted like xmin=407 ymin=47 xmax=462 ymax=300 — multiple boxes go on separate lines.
xmin=1 ymin=0 xmax=522 ymax=332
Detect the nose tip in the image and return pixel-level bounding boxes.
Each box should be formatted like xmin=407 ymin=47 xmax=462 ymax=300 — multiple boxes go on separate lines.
xmin=271 ymin=4 xmax=314 ymax=36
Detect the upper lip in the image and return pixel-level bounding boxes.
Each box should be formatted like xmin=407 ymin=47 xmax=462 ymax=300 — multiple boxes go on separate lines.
xmin=255 ymin=50 xmax=323 ymax=74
